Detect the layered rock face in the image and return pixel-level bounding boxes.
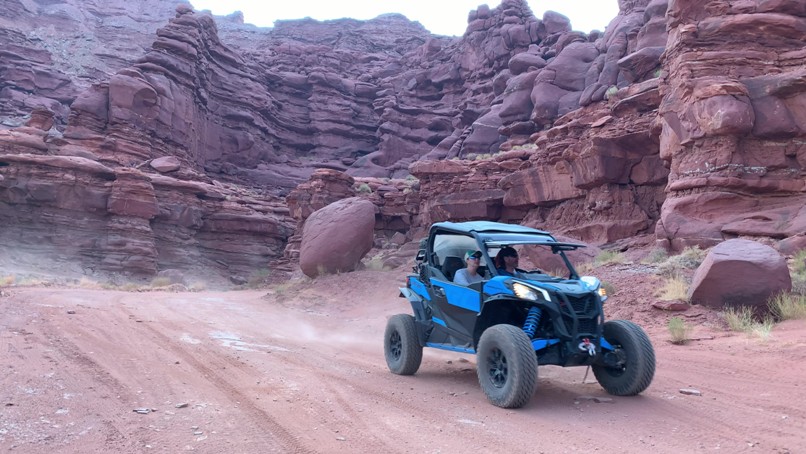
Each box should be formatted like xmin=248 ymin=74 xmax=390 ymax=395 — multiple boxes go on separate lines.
xmin=0 ymin=119 xmax=294 ymax=279
xmin=656 ymin=0 xmax=806 ymax=251
xmin=2 ymin=0 xmax=804 ymax=280
xmin=0 ymin=0 xmax=186 ymax=127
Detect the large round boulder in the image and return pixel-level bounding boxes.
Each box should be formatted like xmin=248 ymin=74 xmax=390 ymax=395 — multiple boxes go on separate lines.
xmin=299 ymin=197 xmax=376 ymax=278
xmin=687 ymin=239 xmax=792 ymax=312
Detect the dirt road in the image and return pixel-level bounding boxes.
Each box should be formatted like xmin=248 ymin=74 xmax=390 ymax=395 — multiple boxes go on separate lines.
xmin=1 ymin=269 xmax=804 ymax=453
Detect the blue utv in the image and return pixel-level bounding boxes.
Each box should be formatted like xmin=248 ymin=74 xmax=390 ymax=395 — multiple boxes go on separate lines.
xmin=384 ymin=221 xmax=655 ymax=408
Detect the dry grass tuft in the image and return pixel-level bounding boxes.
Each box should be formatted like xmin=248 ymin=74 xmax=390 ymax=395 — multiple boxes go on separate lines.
xmin=149 ymin=277 xmax=173 ymax=288
xmin=723 ymin=306 xmax=775 ymax=340
xmin=595 ymin=250 xmax=627 ymax=266
xmin=658 ymin=276 xmax=689 ymax=301
xmin=642 ymin=248 xmax=669 ymax=264
xmin=188 ymin=281 xmax=207 ymax=292
xmin=768 ymin=292 xmax=806 ymax=321
xmin=668 ymin=317 xmax=690 ymax=345
xmin=247 ymin=269 xmax=270 ymax=288
xmin=790 ymin=250 xmax=806 ymax=295
xmin=657 ymin=246 xmax=707 ymax=277
xmin=78 ymin=277 xmax=102 ymax=289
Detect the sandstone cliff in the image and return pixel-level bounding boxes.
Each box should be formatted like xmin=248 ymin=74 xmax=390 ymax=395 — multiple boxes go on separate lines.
xmin=1 ymin=0 xmax=804 ymax=280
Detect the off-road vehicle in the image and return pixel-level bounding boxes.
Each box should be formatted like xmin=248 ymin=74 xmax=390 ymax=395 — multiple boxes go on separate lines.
xmin=384 ymin=221 xmax=655 ymax=408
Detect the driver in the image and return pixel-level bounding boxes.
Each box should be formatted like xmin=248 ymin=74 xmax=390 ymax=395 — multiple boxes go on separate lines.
xmin=453 ymin=250 xmax=484 ymax=285
xmin=494 ymin=246 xmax=521 ymax=277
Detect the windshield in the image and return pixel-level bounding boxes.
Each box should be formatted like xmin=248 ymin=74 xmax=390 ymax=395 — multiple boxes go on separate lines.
xmin=487 ymin=242 xmax=580 ymax=279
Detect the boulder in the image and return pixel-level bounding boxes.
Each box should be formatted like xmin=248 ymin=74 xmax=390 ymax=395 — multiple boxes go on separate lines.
xmin=150 ymin=156 xmax=181 ymax=173
xmin=299 ymin=197 xmax=376 ymax=277
xmin=688 ymin=239 xmax=792 ymax=312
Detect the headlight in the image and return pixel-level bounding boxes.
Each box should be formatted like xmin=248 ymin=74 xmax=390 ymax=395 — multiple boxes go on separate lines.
xmin=580 ymin=276 xmax=607 ymax=302
xmin=512 ymin=282 xmax=550 ymax=301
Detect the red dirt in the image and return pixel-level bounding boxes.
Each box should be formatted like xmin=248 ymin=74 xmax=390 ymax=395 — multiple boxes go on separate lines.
xmin=1 ymin=265 xmax=804 ymax=453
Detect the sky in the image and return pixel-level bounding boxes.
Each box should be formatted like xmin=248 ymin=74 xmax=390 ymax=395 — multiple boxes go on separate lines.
xmin=188 ymin=1 xmax=620 ymax=36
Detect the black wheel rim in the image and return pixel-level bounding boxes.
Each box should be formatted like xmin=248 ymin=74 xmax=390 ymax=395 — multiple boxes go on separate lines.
xmin=486 ymin=347 xmax=508 ymax=388
xmin=603 ymin=344 xmax=627 ymax=377
xmin=390 ymin=331 xmax=402 ymax=361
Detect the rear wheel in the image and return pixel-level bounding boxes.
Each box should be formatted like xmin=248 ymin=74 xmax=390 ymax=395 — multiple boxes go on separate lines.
xmin=593 ymin=320 xmax=655 ymax=396
xmin=476 ymin=324 xmax=537 ymax=408
xmin=384 ymin=314 xmax=423 ymax=375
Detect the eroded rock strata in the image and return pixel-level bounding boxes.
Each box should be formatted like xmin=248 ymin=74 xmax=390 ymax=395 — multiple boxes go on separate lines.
xmin=1 ymin=0 xmax=804 ymax=279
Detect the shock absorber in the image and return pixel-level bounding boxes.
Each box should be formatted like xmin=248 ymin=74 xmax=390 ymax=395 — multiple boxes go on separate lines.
xmin=522 ymin=306 xmax=542 ymax=339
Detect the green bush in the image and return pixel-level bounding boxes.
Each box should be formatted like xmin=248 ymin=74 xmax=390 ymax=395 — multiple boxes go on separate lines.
xmin=668 ymin=317 xmax=690 ymax=345
xmin=356 ymin=183 xmax=372 ymax=194
xmin=642 ymin=248 xmax=668 ymax=264
xmin=594 ymin=250 xmax=626 ymax=266
xmin=791 ymin=250 xmax=806 ymax=295
xmin=657 ymin=246 xmax=707 ymax=277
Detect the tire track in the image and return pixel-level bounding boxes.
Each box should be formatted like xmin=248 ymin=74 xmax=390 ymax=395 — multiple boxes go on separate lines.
xmin=118 ymin=306 xmax=315 ymax=454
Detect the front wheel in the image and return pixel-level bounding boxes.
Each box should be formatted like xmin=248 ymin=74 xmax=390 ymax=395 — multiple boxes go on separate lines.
xmin=593 ymin=320 xmax=655 ymax=396
xmin=476 ymin=324 xmax=537 ymax=408
xmin=384 ymin=314 xmax=423 ymax=375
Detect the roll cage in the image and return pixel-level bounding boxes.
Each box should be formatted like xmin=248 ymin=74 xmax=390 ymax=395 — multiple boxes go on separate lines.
xmin=421 ymin=221 xmax=585 ymax=282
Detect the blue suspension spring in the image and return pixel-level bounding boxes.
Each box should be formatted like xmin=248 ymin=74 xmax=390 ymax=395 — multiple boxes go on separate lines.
xmin=522 ymin=306 xmax=542 ymax=338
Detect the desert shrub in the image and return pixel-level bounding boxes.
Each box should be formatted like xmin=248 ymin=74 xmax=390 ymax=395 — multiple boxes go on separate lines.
xmin=149 ymin=276 xmax=173 ymax=288
xmin=78 ymin=277 xmax=101 ymax=289
xmin=119 ymin=282 xmax=141 ymax=292
xmin=594 ymin=250 xmax=626 ymax=266
xmin=16 ymin=276 xmax=47 ymax=287
xmin=751 ymin=317 xmax=775 ymax=340
xmin=723 ymin=306 xmax=756 ymax=332
xmin=723 ymin=306 xmax=773 ymax=339
xmin=768 ymin=292 xmax=806 ymax=321
xmin=642 ymin=248 xmax=668 ymax=264
xmin=601 ymin=281 xmax=616 ymax=298
xmin=356 ymin=183 xmax=372 ymax=194
xmin=247 ymin=268 xmax=270 ymax=288
xmin=0 ymin=275 xmax=15 ymax=286
xmin=188 ymin=281 xmax=207 ymax=292
xmin=792 ymin=249 xmax=806 ymax=275
xmin=792 ymin=275 xmax=806 ymax=296
xmin=364 ymin=256 xmax=387 ymax=271
xmin=604 ymin=85 xmax=619 ymax=100
xmin=668 ymin=317 xmax=690 ymax=345
xmin=790 ymin=250 xmax=806 ymax=295
xmin=658 ymin=276 xmax=689 ymax=301
xmin=657 ymin=246 xmax=707 ymax=277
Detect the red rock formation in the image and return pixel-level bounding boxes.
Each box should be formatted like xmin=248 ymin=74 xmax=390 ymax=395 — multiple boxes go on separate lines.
xmin=0 ymin=124 xmax=293 ymax=279
xmin=657 ymin=0 xmax=806 ymax=251
xmin=299 ymin=197 xmax=376 ymax=278
xmin=2 ymin=0 xmax=804 ymax=281
xmin=688 ymin=239 xmax=792 ymax=312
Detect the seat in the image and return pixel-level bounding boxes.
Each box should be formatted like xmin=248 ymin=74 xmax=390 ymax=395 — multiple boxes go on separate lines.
xmin=442 ymin=256 xmax=465 ymax=282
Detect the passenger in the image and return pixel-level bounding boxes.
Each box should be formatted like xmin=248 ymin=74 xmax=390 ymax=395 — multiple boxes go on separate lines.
xmin=453 ymin=250 xmax=484 ymax=286
xmin=495 ymin=246 xmax=521 ymax=277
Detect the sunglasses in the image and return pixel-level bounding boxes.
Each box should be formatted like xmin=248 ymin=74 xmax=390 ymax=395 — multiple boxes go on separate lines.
xmin=467 ymin=256 xmax=481 ymax=261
